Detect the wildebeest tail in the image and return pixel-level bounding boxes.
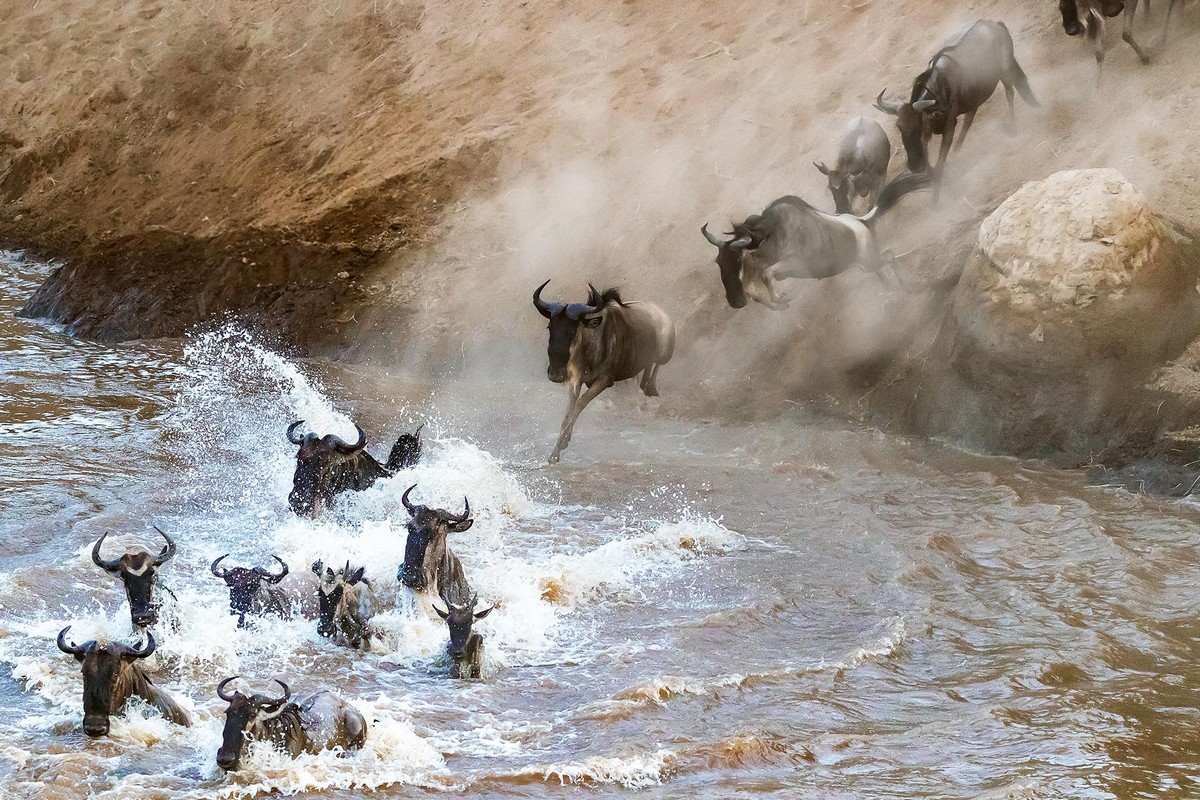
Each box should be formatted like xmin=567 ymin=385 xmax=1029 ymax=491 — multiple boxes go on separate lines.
xmin=859 ymin=173 xmax=935 ymax=229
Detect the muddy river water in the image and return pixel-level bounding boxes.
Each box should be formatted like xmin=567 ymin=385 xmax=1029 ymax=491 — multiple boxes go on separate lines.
xmin=2 ymin=250 xmax=1199 ymax=799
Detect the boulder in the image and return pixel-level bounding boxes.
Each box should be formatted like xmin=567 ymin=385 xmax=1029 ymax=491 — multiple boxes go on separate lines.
xmin=911 ymin=169 xmax=1200 ymax=461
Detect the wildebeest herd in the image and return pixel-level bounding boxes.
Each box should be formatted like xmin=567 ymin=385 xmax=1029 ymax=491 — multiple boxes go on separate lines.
xmin=52 ymin=4 xmax=1187 ymax=780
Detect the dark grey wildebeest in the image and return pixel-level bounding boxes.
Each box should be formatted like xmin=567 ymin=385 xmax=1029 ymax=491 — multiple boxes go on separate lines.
xmin=91 ymin=528 xmax=177 ymax=629
xmin=1059 ymin=1 xmax=1183 ymax=74
xmin=701 ymin=172 xmax=933 ymax=311
xmin=57 ymin=627 xmax=191 ymax=737
xmin=399 ymin=485 xmax=474 ymax=603
xmin=287 ymin=421 xmax=423 ymax=518
xmin=875 ymin=20 xmax=1038 ymax=190
xmin=211 ymin=555 xmax=290 ymax=627
xmin=215 ymin=677 xmax=367 ymax=771
xmin=533 ymin=282 xmax=675 ymax=463
xmin=313 ymin=561 xmax=377 ymax=649
xmin=433 ymin=593 xmax=494 ymax=679
xmin=813 ymin=116 xmax=891 ymax=214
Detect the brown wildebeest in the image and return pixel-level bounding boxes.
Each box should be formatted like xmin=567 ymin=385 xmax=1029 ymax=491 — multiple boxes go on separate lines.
xmin=215 ymin=677 xmax=367 ymax=771
xmin=287 ymin=421 xmax=423 ymax=517
xmin=813 ymin=116 xmax=892 ymax=214
xmin=211 ymin=555 xmax=290 ymax=627
xmin=433 ymin=593 xmax=495 ymax=679
xmin=313 ymin=560 xmax=377 ymax=649
xmin=874 ymin=20 xmax=1038 ymax=193
xmin=91 ymin=528 xmax=177 ymax=628
xmin=1059 ymin=1 xmax=1183 ymax=74
xmin=533 ymin=282 xmax=675 ymax=463
xmin=701 ymin=173 xmax=933 ymax=310
xmin=399 ymin=485 xmax=473 ymax=603
xmin=56 ymin=627 xmax=191 ymax=737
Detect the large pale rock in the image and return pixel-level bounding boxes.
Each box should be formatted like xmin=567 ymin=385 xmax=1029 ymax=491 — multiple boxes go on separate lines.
xmin=911 ymin=169 xmax=1200 ymax=461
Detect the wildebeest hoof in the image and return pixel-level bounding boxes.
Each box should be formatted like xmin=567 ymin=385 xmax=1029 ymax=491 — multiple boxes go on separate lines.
xmin=642 ymin=384 xmax=659 ymax=398
xmin=548 ymin=451 xmax=561 ymax=464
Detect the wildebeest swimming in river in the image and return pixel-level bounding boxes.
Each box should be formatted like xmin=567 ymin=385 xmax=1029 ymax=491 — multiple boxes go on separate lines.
xmin=533 ymin=281 xmax=675 ymax=463
xmin=215 ymin=677 xmax=366 ymax=771
xmin=874 ymin=20 xmax=1038 ymax=190
xmin=313 ymin=560 xmax=377 ymax=649
xmin=399 ymin=484 xmax=474 ymax=602
xmin=433 ymin=593 xmax=494 ymax=679
xmin=91 ymin=527 xmax=177 ymax=629
xmin=813 ymin=116 xmax=891 ymax=214
xmin=211 ymin=555 xmax=290 ymax=627
xmin=287 ymin=420 xmax=423 ymax=517
xmin=701 ymin=172 xmax=934 ymax=310
xmin=1058 ymin=1 xmax=1182 ymax=75
xmin=56 ymin=627 xmax=191 ymax=737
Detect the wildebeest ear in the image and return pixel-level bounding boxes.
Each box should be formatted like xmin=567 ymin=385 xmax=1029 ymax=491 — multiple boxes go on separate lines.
xmin=474 ymin=605 xmax=493 ymax=620
xmin=311 ymin=560 xmax=323 ymax=576
xmin=813 ymin=160 xmax=830 ymax=176
xmin=912 ymin=99 xmax=937 ymax=112
xmin=432 ymin=604 xmax=449 ymax=620
xmin=348 ymin=566 xmax=366 ymax=584
xmin=449 ymin=519 xmax=474 ymax=533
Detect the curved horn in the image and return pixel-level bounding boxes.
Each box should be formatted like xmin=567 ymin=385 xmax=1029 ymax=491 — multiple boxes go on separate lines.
xmin=151 ymin=527 xmax=176 ymax=566
xmin=874 ymin=89 xmax=904 ymax=116
xmin=256 ymin=556 xmax=289 ymax=583
xmin=701 ymin=223 xmax=727 ymax=248
xmin=267 ymin=679 xmax=291 ymax=706
xmin=286 ymin=420 xmax=306 ymax=445
xmin=57 ymin=626 xmax=85 ymax=656
xmin=217 ymin=675 xmax=240 ymax=702
xmin=211 ymin=554 xmax=231 ymax=579
xmin=912 ymin=98 xmax=937 ymax=112
xmin=332 ymin=425 xmax=367 ymax=455
xmin=451 ymin=497 xmax=471 ymax=523
xmin=729 ymin=235 xmax=753 ymax=251
xmin=91 ymin=532 xmax=122 ymax=572
xmin=120 ymin=632 xmax=157 ymax=660
xmin=533 ymin=279 xmax=554 ymax=319
xmin=813 ymin=160 xmax=830 ymax=176
xmin=402 ymin=484 xmax=419 ymax=513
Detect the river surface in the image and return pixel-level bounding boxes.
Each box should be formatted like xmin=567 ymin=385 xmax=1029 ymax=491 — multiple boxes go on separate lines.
xmin=2 ymin=250 xmax=1200 ymax=799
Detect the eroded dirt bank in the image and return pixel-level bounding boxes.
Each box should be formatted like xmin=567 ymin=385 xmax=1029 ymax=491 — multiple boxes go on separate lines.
xmin=3 ymin=0 xmax=1200 ymax=473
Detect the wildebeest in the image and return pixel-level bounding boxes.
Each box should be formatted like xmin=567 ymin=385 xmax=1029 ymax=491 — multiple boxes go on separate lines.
xmin=433 ymin=593 xmax=494 ymax=679
xmin=532 ymin=282 xmax=676 ymax=463
xmin=211 ymin=555 xmax=290 ymax=627
xmin=874 ymin=20 xmax=1037 ymax=187
xmin=56 ymin=627 xmax=191 ymax=737
xmin=701 ymin=172 xmax=934 ymax=310
xmin=1059 ymin=1 xmax=1181 ymax=73
xmin=399 ymin=485 xmax=474 ymax=603
xmin=813 ymin=116 xmax=891 ymax=214
xmin=287 ymin=420 xmax=423 ymax=517
xmin=215 ymin=677 xmax=367 ymax=771
xmin=313 ymin=561 xmax=377 ymax=649
xmin=91 ymin=528 xmax=177 ymax=628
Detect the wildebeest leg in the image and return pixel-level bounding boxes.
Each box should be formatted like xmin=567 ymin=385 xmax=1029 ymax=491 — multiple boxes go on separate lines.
xmin=548 ymin=383 xmax=581 ymax=464
xmin=640 ymin=363 xmax=661 ymax=397
xmin=1162 ymin=0 xmax=1180 ymax=43
xmin=954 ymin=110 xmax=977 ymax=149
xmin=1122 ymin=0 xmax=1153 ymax=63
xmin=932 ymin=112 xmax=958 ymax=201
xmin=549 ymin=377 xmax=612 ymax=463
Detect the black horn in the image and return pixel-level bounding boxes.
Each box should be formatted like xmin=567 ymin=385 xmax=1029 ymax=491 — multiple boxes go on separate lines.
xmin=701 ymin=223 xmax=727 ymax=248
xmin=286 ymin=421 xmax=306 ymax=445
xmin=57 ymin=626 xmax=85 ymax=656
xmin=533 ymin=279 xmax=559 ymax=319
xmin=217 ymin=676 xmax=240 ymax=702
xmin=402 ymin=484 xmax=419 ymax=513
xmin=91 ymin=532 xmax=122 ymax=573
xmin=211 ymin=554 xmax=231 ymax=579
xmin=267 ymin=679 xmax=291 ymax=706
xmin=151 ymin=527 xmax=177 ymax=566
xmin=256 ymin=556 xmax=289 ymax=583
xmin=119 ymin=633 xmax=157 ymax=660
xmin=729 ymin=235 xmax=753 ymax=251
xmin=332 ymin=425 xmax=367 ymax=455
xmin=874 ymin=89 xmax=904 ymax=116
xmin=451 ymin=497 xmax=471 ymax=522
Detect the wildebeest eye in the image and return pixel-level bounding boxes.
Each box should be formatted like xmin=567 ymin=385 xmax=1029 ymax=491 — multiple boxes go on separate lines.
xmin=583 ymin=317 xmax=602 ymax=328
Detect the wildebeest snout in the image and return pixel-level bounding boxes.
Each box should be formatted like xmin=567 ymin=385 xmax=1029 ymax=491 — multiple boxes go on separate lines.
xmin=83 ymin=714 xmax=110 ymax=737
xmin=547 ymin=365 xmax=568 ymax=383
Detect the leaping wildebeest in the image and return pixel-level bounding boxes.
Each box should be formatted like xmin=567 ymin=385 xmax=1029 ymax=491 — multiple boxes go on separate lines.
xmin=211 ymin=555 xmax=290 ymax=627
xmin=533 ymin=282 xmax=675 ymax=463
xmin=874 ymin=19 xmax=1038 ymax=189
xmin=287 ymin=420 xmax=423 ymax=517
xmin=399 ymin=485 xmax=474 ymax=602
xmin=215 ymin=677 xmax=367 ymax=771
xmin=56 ymin=627 xmax=191 ymax=737
xmin=313 ymin=560 xmax=377 ymax=649
xmin=813 ymin=116 xmax=892 ymax=214
xmin=1058 ymin=1 xmax=1182 ymax=74
xmin=433 ymin=593 xmax=494 ymax=679
xmin=701 ymin=172 xmax=934 ymax=310
xmin=91 ymin=528 xmax=177 ymax=629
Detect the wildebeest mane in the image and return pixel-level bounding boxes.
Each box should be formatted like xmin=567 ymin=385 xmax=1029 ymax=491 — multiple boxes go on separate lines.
xmin=732 ymin=195 xmax=820 ymax=243
xmin=586 ymin=286 xmax=627 ymax=308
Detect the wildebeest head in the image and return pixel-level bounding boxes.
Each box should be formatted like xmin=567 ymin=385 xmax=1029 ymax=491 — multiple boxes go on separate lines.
xmin=313 ymin=560 xmax=369 ymax=639
xmin=399 ymin=484 xmax=473 ymax=590
xmin=813 ymin=161 xmax=856 ymax=215
xmin=1059 ymin=0 xmax=1086 ymax=36
xmin=287 ymin=420 xmax=368 ymax=517
xmin=91 ymin=528 xmax=177 ymax=628
xmin=874 ymin=88 xmax=938 ymax=174
xmin=211 ymin=555 xmax=289 ymax=626
xmin=533 ymin=280 xmax=605 ymax=383
xmin=433 ymin=593 xmax=494 ymax=660
xmin=215 ymin=676 xmax=291 ymax=771
xmin=57 ymin=626 xmax=156 ymax=737
xmin=702 ymin=221 xmax=767 ymax=309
